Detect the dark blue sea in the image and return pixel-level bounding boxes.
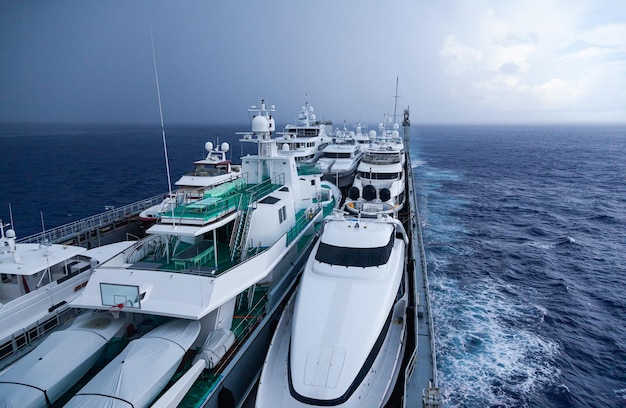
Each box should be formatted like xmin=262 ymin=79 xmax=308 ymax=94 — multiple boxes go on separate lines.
xmin=1 ymin=123 xmax=625 ymax=407
xmin=412 ymin=125 xmax=626 ymax=407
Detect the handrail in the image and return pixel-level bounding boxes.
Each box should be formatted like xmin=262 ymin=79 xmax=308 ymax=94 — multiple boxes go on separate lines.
xmin=17 ymin=193 xmax=167 ymax=244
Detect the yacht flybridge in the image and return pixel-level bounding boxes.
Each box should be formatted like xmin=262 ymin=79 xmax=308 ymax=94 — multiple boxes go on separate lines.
xmin=0 ymin=100 xmax=340 ymax=408
xmin=139 ymin=140 xmax=242 ymax=222
xmin=256 ymin=210 xmax=409 ymax=407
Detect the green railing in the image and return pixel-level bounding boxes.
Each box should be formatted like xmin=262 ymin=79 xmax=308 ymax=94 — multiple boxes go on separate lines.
xmin=286 ymin=206 xmax=321 ymax=246
xmin=297 ymin=162 xmax=322 ymax=176
xmin=161 ymin=194 xmax=241 ymax=222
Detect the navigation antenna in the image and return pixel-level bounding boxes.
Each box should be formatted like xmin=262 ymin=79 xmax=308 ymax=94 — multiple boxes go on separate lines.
xmin=392 ymin=76 xmax=401 ymax=125
xmin=150 ymin=28 xmax=175 ymax=228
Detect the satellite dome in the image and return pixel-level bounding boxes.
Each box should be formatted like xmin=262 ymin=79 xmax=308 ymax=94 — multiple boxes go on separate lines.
xmin=6 ymin=229 xmax=16 ymax=239
xmin=282 ymin=143 xmax=290 ymax=151
xmin=221 ymin=142 xmax=230 ymax=152
xmin=369 ymin=130 xmax=377 ymax=140
xmin=391 ymin=130 xmax=400 ymax=138
xmin=378 ymin=123 xmax=384 ymax=131
xmin=205 ymin=142 xmax=214 ymax=152
xmin=252 ymin=115 xmax=270 ymax=133
xmin=393 ymin=123 xmax=400 ymax=130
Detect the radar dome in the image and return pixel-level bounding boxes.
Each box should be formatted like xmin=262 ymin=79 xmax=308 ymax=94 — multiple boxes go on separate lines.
xmin=282 ymin=143 xmax=290 ymax=151
xmin=221 ymin=142 xmax=230 ymax=152
xmin=252 ymin=115 xmax=270 ymax=133
xmin=205 ymin=142 xmax=213 ymax=152
xmin=6 ymin=229 xmax=16 ymax=239
xmin=369 ymin=130 xmax=377 ymax=140
xmin=391 ymin=130 xmax=400 ymax=138
xmin=393 ymin=123 xmax=400 ymax=130
xmin=378 ymin=123 xmax=384 ymax=131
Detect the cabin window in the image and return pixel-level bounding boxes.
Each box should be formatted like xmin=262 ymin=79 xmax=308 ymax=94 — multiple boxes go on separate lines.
xmin=358 ymin=171 xmax=400 ymax=180
xmin=278 ymin=206 xmax=287 ymax=223
xmin=315 ymin=231 xmax=394 ymax=267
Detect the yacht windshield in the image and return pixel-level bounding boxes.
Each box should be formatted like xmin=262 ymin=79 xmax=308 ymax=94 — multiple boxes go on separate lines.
xmin=315 ymin=231 xmax=394 ymax=267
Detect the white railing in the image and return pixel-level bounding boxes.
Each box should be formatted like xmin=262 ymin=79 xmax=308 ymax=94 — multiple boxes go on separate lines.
xmin=17 ymin=193 xmax=167 ymax=244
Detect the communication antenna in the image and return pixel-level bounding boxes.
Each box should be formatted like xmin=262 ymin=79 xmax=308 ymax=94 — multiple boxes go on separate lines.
xmin=150 ymin=28 xmax=175 ymax=227
xmin=39 ymin=211 xmax=47 ymax=244
xmin=392 ymin=76 xmax=401 ymax=125
xmin=8 ymin=203 xmax=15 ymax=236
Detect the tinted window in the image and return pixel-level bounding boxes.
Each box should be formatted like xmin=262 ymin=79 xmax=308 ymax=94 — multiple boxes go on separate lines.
xmin=315 ymin=232 xmax=394 ymax=267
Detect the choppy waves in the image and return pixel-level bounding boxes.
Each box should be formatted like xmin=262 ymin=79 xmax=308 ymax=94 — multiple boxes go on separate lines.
xmin=413 ymin=125 xmax=626 ymax=407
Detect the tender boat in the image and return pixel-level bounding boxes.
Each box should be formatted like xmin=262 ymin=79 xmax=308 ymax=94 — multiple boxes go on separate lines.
xmin=0 ymin=311 xmax=127 ymax=408
xmin=275 ymin=101 xmax=333 ymax=163
xmin=65 ymin=319 xmax=201 ymax=408
xmin=317 ymin=126 xmax=363 ymax=188
xmin=139 ymin=140 xmax=242 ymax=222
xmin=256 ymin=210 xmax=409 ymax=407
xmin=344 ymin=119 xmax=406 ymax=216
xmin=0 ymin=221 xmax=135 ymax=368
xmin=55 ymin=100 xmax=341 ymax=407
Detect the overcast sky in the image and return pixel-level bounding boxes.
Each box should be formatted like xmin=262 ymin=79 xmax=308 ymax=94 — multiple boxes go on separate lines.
xmin=1 ymin=0 xmax=625 ymax=125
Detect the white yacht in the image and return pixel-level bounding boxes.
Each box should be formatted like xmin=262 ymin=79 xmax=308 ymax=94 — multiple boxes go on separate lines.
xmin=0 ymin=221 xmax=134 ymax=368
xmin=344 ymin=120 xmax=406 ymax=216
xmin=1 ymin=100 xmax=340 ymax=408
xmin=275 ymin=101 xmax=333 ymax=163
xmin=256 ymin=210 xmax=409 ymax=407
xmin=318 ymin=126 xmax=363 ymax=188
xmin=139 ymin=141 xmax=241 ymax=222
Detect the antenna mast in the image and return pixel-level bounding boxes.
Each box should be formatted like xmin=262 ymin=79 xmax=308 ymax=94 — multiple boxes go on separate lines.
xmin=150 ymin=29 xmax=174 ymax=213
xmin=393 ymin=76 xmax=400 ymax=124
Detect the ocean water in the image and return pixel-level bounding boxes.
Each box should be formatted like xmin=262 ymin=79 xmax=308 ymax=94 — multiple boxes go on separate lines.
xmin=1 ymin=123 xmax=625 ymax=407
xmin=412 ymin=125 xmax=626 ymax=407
xmin=0 ymin=123 xmax=254 ymax=237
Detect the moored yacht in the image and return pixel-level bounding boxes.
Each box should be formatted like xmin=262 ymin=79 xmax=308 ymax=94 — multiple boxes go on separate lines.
xmin=39 ymin=100 xmax=341 ymax=408
xmin=275 ymin=101 xmax=333 ymax=163
xmin=138 ymin=140 xmax=242 ymax=222
xmin=0 ymin=221 xmax=135 ymax=368
xmin=344 ymin=119 xmax=405 ymax=216
xmin=317 ymin=126 xmax=363 ymax=188
xmin=256 ymin=210 xmax=409 ymax=407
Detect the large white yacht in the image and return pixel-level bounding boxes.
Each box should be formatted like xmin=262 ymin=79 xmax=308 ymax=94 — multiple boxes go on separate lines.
xmin=256 ymin=210 xmax=409 ymax=407
xmin=344 ymin=120 xmax=406 ymax=216
xmin=0 ymin=100 xmax=340 ymax=408
xmin=0 ymin=221 xmax=134 ymax=368
xmin=317 ymin=126 xmax=363 ymax=188
xmin=275 ymin=101 xmax=333 ymax=163
xmin=138 ymin=140 xmax=241 ymax=222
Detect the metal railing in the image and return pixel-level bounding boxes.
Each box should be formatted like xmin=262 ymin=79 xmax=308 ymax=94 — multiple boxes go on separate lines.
xmin=17 ymin=193 xmax=167 ymax=244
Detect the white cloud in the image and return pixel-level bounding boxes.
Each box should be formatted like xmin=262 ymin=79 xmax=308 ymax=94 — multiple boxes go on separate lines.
xmin=437 ymin=0 xmax=626 ymax=122
xmin=439 ymin=35 xmax=483 ymax=74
